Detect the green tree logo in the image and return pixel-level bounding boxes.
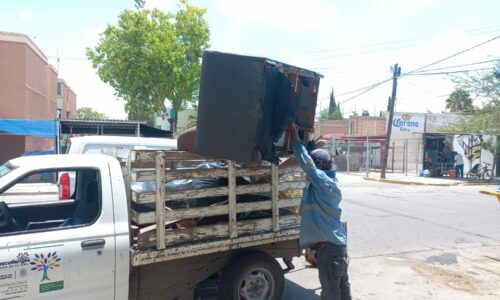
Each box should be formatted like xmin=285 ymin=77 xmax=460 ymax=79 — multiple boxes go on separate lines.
xmin=30 ymin=252 xmax=61 ymax=281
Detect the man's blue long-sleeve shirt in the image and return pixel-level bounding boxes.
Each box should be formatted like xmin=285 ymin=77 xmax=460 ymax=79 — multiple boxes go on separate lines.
xmin=293 ymin=142 xmax=347 ymax=248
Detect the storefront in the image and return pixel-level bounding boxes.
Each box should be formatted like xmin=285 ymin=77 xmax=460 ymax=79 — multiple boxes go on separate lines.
xmin=423 ymin=133 xmax=454 ymax=177
xmin=422 ymin=133 xmax=496 ymax=177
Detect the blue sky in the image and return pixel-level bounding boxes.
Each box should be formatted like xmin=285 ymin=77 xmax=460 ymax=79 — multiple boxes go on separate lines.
xmin=1 ymin=0 xmax=499 ymax=119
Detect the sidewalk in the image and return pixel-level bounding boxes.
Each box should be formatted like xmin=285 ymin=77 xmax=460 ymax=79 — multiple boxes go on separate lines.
xmin=342 ymin=171 xmax=498 ymax=186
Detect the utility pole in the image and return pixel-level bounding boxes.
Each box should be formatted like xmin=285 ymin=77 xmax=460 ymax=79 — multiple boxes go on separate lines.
xmin=381 ymin=63 xmax=401 ymax=179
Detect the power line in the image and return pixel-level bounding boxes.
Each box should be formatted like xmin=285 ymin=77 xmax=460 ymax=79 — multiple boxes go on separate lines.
xmin=308 ymin=42 xmax=424 ymax=61
xmin=47 ymin=55 xmax=88 ymax=61
xmin=410 ymin=59 xmax=499 ymax=73
xmin=334 ymin=66 xmax=494 ymax=105
xmin=407 ymin=67 xmax=495 ymax=76
xmin=400 ymin=78 xmax=432 ymax=92
xmin=299 ymin=38 xmax=427 ymax=55
xmin=403 ymin=35 xmax=500 ymax=75
xmin=276 ymin=24 xmax=500 ymax=58
xmin=335 ymin=77 xmax=393 ymax=98
xmin=32 ymin=35 xmax=87 ymax=48
xmin=300 ymin=25 xmax=500 ymax=56
xmin=337 ymin=79 xmax=392 ymax=104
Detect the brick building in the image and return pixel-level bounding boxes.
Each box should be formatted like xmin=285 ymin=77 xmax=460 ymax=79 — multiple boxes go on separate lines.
xmin=0 ymin=31 xmax=76 ymax=163
xmin=314 ymin=116 xmax=387 ymax=171
xmin=315 ymin=116 xmax=386 ymax=139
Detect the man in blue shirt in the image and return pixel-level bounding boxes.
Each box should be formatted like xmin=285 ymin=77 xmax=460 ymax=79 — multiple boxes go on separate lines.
xmin=289 ymin=124 xmax=351 ymax=300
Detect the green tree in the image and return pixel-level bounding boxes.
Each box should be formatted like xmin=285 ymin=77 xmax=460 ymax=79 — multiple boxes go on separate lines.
xmin=127 ymin=108 xmax=154 ymax=124
xmin=326 ymin=88 xmax=343 ymax=120
xmin=76 ymin=107 xmax=108 ymax=120
xmin=451 ymin=63 xmax=500 ymax=102
xmin=86 ymin=0 xmax=210 ymax=130
xmin=441 ymin=65 xmax=500 ymax=175
xmin=445 ymin=88 xmax=473 ymax=112
xmin=319 ymin=108 xmax=329 ymax=120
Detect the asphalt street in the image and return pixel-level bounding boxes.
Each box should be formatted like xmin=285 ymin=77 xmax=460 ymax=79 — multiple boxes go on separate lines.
xmin=283 ymin=173 xmax=500 ymax=300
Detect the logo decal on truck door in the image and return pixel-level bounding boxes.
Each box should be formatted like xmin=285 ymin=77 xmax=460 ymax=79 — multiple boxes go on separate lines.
xmin=30 ymin=252 xmax=61 ymax=282
xmin=0 ymin=246 xmax=64 ymax=298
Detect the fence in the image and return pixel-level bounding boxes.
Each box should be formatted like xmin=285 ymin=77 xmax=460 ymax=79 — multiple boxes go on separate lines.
xmin=326 ymin=137 xmax=424 ymax=175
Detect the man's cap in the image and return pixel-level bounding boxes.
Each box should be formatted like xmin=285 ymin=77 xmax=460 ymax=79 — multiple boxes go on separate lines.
xmin=310 ymin=149 xmax=332 ymax=164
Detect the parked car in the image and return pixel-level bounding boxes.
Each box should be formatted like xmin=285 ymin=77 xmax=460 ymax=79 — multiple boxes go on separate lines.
xmin=60 ymin=135 xmax=177 ymax=200
xmin=65 ymin=135 xmax=177 ymax=154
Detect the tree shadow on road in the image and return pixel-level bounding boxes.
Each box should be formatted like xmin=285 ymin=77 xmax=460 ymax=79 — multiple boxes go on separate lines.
xmin=284 ymin=279 xmax=321 ymax=300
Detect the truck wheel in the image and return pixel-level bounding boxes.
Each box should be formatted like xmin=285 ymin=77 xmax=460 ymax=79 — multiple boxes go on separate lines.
xmin=218 ymin=252 xmax=284 ymax=300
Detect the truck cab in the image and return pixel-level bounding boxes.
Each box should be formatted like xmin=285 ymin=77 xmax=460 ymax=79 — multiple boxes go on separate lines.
xmin=0 ymin=155 xmax=129 ymax=300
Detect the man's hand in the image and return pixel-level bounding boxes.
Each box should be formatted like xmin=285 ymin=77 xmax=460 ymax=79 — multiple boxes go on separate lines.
xmin=288 ymin=123 xmax=301 ymax=143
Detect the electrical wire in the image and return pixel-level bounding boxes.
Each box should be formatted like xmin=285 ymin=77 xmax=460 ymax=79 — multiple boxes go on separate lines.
xmin=337 ymin=79 xmax=392 ymax=104
xmin=307 ymin=42 xmax=424 ymax=61
xmin=407 ymin=67 xmax=495 ymax=76
xmin=335 ymin=77 xmax=393 ymax=97
xmin=410 ymin=67 xmax=496 ymax=76
xmin=47 ymin=56 xmax=88 ymax=60
xmin=409 ymin=59 xmax=499 ymax=73
xmin=299 ymin=38 xmax=427 ymax=55
xmin=32 ymin=35 xmax=87 ymax=48
xmin=324 ymin=37 xmax=499 ymax=106
xmin=403 ymin=35 xmax=500 ymax=75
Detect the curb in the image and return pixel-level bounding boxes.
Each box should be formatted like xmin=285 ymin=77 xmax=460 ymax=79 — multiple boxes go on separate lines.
xmin=363 ymin=177 xmax=454 ymax=186
xmin=362 ymin=177 xmax=496 ymax=187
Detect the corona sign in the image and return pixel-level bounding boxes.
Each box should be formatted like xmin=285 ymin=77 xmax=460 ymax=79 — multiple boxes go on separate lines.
xmin=392 ymin=113 xmax=424 ymax=133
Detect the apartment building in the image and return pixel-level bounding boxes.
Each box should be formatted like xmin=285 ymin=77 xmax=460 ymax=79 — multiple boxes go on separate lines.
xmin=0 ymin=31 xmax=76 ymax=163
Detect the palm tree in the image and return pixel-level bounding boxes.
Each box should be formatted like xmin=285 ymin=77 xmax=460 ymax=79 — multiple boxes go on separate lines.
xmin=445 ymin=88 xmax=473 ymax=112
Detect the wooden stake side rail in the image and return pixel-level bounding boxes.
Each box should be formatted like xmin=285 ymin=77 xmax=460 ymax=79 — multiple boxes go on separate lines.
xmin=131 ymin=165 xmax=303 ymax=182
xmin=125 ymin=149 xmax=303 ymax=257
xmin=131 ymin=181 xmax=306 ymax=204
xmin=131 ymin=198 xmax=302 ymax=225
xmin=131 ymin=228 xmax=300 ymax=266
xmin=138 ymin=215 xmax=300 ymax=249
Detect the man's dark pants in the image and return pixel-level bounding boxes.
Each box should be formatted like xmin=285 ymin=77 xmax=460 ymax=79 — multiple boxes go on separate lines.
xmin=455 ymin=164 xmax=464 ymax=178
xmin=316 ymin=245 xmax=352 ymax=300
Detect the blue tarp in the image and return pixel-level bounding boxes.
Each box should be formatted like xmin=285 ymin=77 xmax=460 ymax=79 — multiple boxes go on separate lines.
xmin=0 ymin=119 xmax=55 ymax=138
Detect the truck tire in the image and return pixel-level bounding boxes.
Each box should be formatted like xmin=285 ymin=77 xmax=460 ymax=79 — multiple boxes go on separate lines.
xmin=218 ymin=252 xmax=284 ymax=300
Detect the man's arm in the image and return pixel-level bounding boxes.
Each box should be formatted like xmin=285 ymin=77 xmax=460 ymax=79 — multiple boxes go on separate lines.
xmin=288 ymin=124 xmax=338 ymax=193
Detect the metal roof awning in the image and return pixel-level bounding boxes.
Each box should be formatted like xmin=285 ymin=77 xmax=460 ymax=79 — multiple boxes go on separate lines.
xmin=60 ymin=120 xmax=173 ymax=138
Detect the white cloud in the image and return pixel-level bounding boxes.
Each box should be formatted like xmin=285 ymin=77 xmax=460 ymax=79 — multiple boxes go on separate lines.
xmin=214 ymin=0 xmax=337 ymax=31
xmin=50 ymin=28 xmax=127 ymax=120
xmin=58 ymin=58 xmax=127 ymax=120
xmin=17 ymin=10 xmax=33 ymax=20
xmin=376 ymin=0 xmax=437 ymax=9
xmin=427 ymin=29 xmax=499 ymax=68
xmin=82 ymin=26 xmax=106 ymax=48
xmin=145 ymin=0 xmax=177 ymax=11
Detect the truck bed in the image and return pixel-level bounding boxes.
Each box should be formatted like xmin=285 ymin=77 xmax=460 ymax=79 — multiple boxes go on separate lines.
xmin=106 ymin=148 xmax=304 ymax=266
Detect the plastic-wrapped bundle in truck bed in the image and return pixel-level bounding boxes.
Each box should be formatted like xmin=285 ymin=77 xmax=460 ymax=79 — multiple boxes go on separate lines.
xmin=195 ymin=51 xmax=322 ymax=164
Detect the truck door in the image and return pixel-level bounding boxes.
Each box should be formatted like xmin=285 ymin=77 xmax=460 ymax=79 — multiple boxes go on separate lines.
xmin=0 ymin=167 xmax=116 ymax=300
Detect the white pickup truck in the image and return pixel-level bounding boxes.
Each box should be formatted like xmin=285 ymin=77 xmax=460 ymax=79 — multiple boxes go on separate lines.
xmin=0 ymin=149 xmax=304 ymax=300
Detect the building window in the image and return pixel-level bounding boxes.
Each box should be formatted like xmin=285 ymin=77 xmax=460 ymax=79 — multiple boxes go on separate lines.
xmin=57 ymin=82 xmax=62 ymax=97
